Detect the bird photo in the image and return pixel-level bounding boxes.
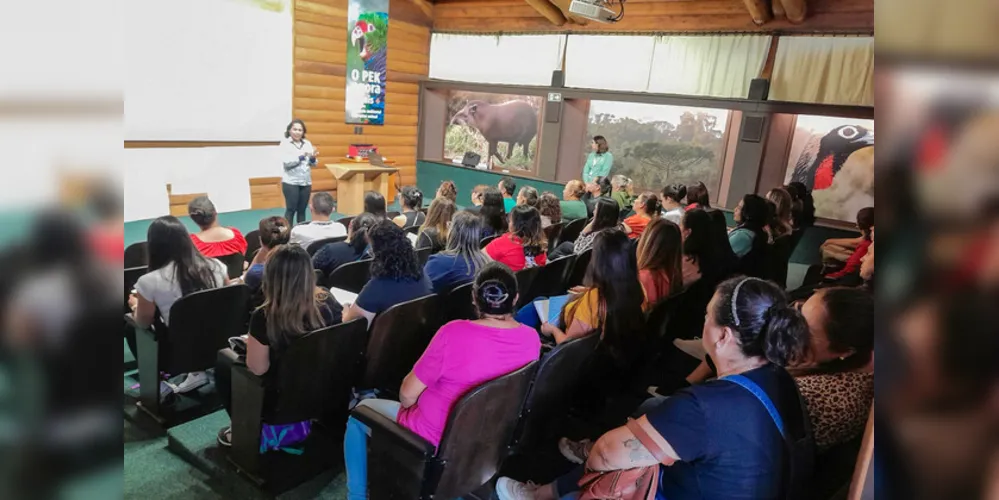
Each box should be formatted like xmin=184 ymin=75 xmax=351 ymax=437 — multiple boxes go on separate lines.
xmin=785 ymin=116 xmax=874 ymax=221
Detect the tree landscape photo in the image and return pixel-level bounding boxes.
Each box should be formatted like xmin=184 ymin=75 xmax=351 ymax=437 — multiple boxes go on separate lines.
xmin=585 ymin=101 xmax=729 ymax=198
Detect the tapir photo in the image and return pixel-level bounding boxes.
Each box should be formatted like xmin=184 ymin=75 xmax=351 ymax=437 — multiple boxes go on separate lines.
xmin=445 ymin=91 xmax=541 ymax=171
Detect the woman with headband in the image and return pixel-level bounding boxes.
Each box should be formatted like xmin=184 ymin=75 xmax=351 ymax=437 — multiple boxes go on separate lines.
xmin=496 ymin=277 xmax=814 ymax=500
xmin=344 ymin=262 xmax=540 ymax=499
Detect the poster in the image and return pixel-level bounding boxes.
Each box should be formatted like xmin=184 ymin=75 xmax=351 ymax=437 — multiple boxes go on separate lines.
xmin=784 ymin=115 xmax=875 ymax=221
xmin=345 ymin=0 xmax=388 ymax=125
xmin=445 ymin=91 xmax=541 ymax=171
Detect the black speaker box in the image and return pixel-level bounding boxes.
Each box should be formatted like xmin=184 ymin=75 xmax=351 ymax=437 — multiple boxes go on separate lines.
xmin=551 ymin=70 xmax=565 ymax=88
xmin=748 ymin=78 xmax=770 ymax=101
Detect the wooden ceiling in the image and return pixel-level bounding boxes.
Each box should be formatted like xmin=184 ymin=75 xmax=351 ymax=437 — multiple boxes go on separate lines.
xmin=429 ymin=0 xmax=873 ymax=34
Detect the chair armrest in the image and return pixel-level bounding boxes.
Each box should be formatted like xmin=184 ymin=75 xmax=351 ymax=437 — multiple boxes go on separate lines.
xmin=230 ymin=356 xmax=266 ymax=474
xmin=351 ymin=405 xmax=436 ymax=458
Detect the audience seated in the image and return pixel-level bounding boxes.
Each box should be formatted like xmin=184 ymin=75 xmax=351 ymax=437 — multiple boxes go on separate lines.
xmin=538 ymin=191 xmax=562 ymax=229
xmin=517 ymin=186 xmax=540 ymax=211
xmin=127 ymin=215 xmax=229 ymax=394
xmin=610 ymin=175 xmax=633 ymax=210
xmin=241 ymin=216 xmax=291 ymax=295
xmin=416 ymin=198 xmax=456 ymax=253
xmin=393 ymin=186 xmax=426 ymax=229
xmin=436 ymin=180 xmax=457 ymax=203
xmin=622 ymin=192 xmax=662 ymax=240
xmin=786 ymin=181 xmax=816 ymax=230
xmin=823 ymin=207 xmax=874 ymax=279
xmin=680 ymin=208 xmax=738 ymax=289
xmin=484 ymin=205 xmax=548 ymax=272
xmin=215 ymin=244 xmax=342 ymax=447
xmin=499 ymin=176 xmax=518 ymax=213
xmin=728 ymin=194 xmax=771 ymax=277
xmin=766 ymin=187 xmax=794 ymax=240
xmin=684 ymin=181 xmax=711 ymax=211
xmin=466 ymin=184 xmax=490 ymax=214
xmin=498 ymin=277 xmax=812 ymax=500
xmin=424 ymin=211 xmax=490 ymax=294
xmin=344 ymin=262 xmax=540 ymax=500
xmin=636 ymin=218 xmax=683 ymax=308
xmin=559 ymin=180 xmax=589 ymax=221
xmin=312 ymin=213 xmax=378 ymax=277
xmin=660 ymin=183 xmax=686 ymax=225
xmin=581 ymin=176 xmax=612 ymax=218
xmin=343 ymin=221 xmax=432 ymax=328
xmin=364 ymin=191 xmax=388 ymax=219
xmin=188 ymin=196 xmax=248 ymax=258
xmin=478 ymin=187 xmax=508 ymax=238
xmin=289 ymin=192 xmax=346 ymax=248
xmin=554 ymin=198 xmax=619 ymax=258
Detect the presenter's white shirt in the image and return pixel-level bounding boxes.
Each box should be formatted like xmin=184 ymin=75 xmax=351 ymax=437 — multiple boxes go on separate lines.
xmin=280 ymin=137 xmax=315 ymax=186
xmin=290 ymin=220 xmax=347 ymax=250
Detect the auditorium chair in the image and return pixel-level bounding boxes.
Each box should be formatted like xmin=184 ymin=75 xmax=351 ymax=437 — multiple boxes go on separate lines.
xmin=337 ymin=216 xmax=355 ymax=232
xmin=228 ymin=319 xmax=369 ymax=488
xmin=314 ymin=269 xmax=326 ymax=288
xmin=479 ymin=234 xmax=498 ymax=249
xmin=566 ymin=248 xmax=592 ymax=287
xmin=243 ymin=230 xmax=261 ymax=264
xmin=352 ymin=361 xmax=539 ymax=500
xmin=415 ymin=246 xmax=433 ymax=267
xmin=306 ymin=235 xmax=347 ymax=257
xmin=328 ymin=258 xmax=373 ymax=293
xmin=524 ymin=254 xmax=575 ymax=301
xmin=507 ymin=333 xmax=600 ymax=454
xmin=124 ymin=241 xmax=148 ymax=268
xmin=405 ymin=226 xmax=421 ymax=236
xmin=387 ymin=211 xmax=401 ymax=219
xmin=543 ymin=222 xmax=563 ymax=254
xmin=555 ymin=217 xmax=588 ymax=248
xmin=766 ymin=234 xmax=796 ymax=289
xmin=124 ymin=266 xmax=147 ymax=313
xmin=217 ymin=252 xmax=246 ymax=279
xmin=443 ymin=282 xmax=476 ymax=322
xmin=514 ymin=266 xmax=542 ymax=308
xmin=361 ymin=294 xmax=441 ymax=395
xmin=127 ymin=284 xmax=251 ymax=424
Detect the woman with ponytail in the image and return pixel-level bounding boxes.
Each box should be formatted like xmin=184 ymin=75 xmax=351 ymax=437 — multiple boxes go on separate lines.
xmin=622 ymin=192 xmax=662 ymax=239
xmin=241 ymin=216 xmax=291 ymax=295
xmin=497 ymin=276 xmax=814 ymax=500
xmin=484 ymin=205 xmax=547 ymax=272
xmin=345 ymin=262 xmax=540 ymax=500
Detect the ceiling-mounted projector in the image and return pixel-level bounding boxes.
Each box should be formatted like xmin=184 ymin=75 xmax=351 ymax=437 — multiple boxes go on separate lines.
xmin=568 ymin=0 xmax=622 ymax=23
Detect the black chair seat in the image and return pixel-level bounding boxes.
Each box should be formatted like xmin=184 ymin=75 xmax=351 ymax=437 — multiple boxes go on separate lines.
xmin=416 ymin=246 xmax=433 ymax=267
xmin=362 ymin=294 xmax=441 ymax=394
xmin=217 ymin=252 xmax=245 ymax=279
xmin=479 ymin=234 xmax=498 ymax=249
xmin=244 ymin=230 xmax=261 ymax=264
xmin=766 ymin=234 xmax=795 ymax=289
xmin=443 ymin=282 xmax=476 ymax=321
xmin=307 ymin=235 xmax=348 ymax=257
xmin=337 ymin=217 xmax=355 ymax=232
xmin=124 ymin=241 xmax=148 ymax=268
xmin=566 ymin=248 xmax=592 ymax=287
xmin=556 ymin=218 xmax=588 ymax=248
xmin=523 ymin=254 xmax=575 ymax=302
xmin=543 ymin=222 xmax=564 ymax=254
xmin=514 ymin=267 xmax=542 ymax=308
xmin=328 ymin=258 xmax=373 ymax=294
xmin=354 ymin=360 xmax=539 ymax=500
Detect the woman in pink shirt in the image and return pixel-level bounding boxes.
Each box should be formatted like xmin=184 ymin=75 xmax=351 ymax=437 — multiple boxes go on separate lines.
xmin=343 ymin=262 xmax=541 ymax=499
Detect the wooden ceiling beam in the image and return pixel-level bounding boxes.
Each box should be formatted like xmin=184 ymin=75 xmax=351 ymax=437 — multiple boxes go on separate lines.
xmin=742 ymin=0 xmax=773 ymax=25
xmin=524 ymin=0 xmax=568 ymax=26
xmin=777 ymin=0 xmax=808 ymax=23
xmin=408 ymin=0 xmax=434 ymax=20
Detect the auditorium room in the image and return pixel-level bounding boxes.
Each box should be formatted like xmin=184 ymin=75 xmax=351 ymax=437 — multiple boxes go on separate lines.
xmin=123 ymin=0 xmax=875 ymax=498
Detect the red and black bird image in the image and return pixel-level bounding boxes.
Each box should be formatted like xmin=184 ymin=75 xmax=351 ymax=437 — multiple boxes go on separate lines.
xmin=791 ymin=125 xmax=874 ymax=191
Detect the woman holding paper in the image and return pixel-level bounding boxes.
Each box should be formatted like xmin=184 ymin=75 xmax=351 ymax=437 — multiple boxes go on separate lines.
xmin=280 ymin=119 xmax=319 ymax=225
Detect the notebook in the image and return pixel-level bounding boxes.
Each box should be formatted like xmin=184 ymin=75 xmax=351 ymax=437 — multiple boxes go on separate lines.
xmin=533 ymin=295 xmax=570 ymax=325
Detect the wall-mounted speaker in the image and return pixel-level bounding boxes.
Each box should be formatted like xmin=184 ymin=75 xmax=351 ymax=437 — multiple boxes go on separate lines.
xmin=748 ymin=78 xmax=770 ymax=101
xmin=741 ymin=115 xmax=767 ymax=143
xmin=551 ymin=70 xmax=565 ymax=88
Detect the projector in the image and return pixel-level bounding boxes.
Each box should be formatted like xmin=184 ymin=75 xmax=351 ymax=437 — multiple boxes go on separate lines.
xmin=568 ymin=0 xmax=619 ymax=23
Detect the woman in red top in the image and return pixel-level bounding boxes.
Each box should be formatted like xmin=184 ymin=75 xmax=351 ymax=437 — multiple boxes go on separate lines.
xmin=484 ymin=205 xmax=547 ymax=272
xmin=636 ymin=218 xmax=683 ymax=309
xmin=188 ymin=196 xmax=247 ymax=258
xmin=622 ymin=192 xmax=662 ymax=240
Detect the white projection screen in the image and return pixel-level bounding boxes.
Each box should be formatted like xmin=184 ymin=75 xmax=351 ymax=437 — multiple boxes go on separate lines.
xmin=125 ymin=0 xmax=292 ymax=141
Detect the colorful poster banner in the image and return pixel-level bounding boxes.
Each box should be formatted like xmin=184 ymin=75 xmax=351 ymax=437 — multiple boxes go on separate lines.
xmin=345 ymin=0 xmax=388 ymax=125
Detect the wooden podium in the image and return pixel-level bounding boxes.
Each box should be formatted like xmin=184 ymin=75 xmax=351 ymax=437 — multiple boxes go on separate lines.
xmin=326 ymin=161 xmax=399 ymax=215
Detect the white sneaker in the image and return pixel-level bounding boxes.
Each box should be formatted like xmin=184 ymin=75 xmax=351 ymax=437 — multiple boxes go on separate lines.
xmin=174 ymin=371 xmax=209 ymax=394
xmin=558 ymin=437 xmax=593 ymax=465
xmin=495 ymin=477 xmax=544 ymax=500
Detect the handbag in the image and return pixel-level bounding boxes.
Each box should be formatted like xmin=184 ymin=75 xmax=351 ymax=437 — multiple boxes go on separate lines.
xmin=578 ymin=418 xmax=675 ymax=500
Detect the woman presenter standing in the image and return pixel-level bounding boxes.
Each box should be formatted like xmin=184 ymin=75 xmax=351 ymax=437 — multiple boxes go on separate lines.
xmin=582 ymin=135 xmax=613 ymax=183
xmin=280 ymin=119 xmax=319 ymax=225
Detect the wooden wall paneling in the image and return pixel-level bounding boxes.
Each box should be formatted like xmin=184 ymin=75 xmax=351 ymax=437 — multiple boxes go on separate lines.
xmin=249 ymin=177 xmax=285 ymax=210
xmin=166 ymin=184 xmax=208 ymax=216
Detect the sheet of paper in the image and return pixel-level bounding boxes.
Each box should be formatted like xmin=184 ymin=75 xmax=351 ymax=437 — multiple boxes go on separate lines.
xmin=534 ymin=299 xmax=549 ymax=324
xmin=329 ymin=287 xmax=358 ymax=306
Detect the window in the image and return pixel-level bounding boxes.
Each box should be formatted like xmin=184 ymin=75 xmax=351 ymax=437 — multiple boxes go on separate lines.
xmin=445 ymin=91 xmax=543 ymax=173
xmin=584 ymin=100 xmax=730 ymax=201
xmin=783 ymin=115 xmax=874 ymax=221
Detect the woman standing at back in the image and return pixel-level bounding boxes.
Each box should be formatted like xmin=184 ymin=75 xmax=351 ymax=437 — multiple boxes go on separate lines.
xmin=128 ymin=216 xmax=229 ymax=394
xmin=215 ymin=244 xmax=342 ymax=447
xmin=636 ymin=218 xmax=683 ymax=308
xmin=582 ymin=136 xmax=613 ymax=183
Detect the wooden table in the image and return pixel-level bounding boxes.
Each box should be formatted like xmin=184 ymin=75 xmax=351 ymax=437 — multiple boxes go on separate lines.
xmin=326 ymin=161 xmax=399 ymax=215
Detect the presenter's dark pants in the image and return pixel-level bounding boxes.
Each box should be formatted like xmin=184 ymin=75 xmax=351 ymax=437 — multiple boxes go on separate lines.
xmin=282 ymin=183 xmax=311 ymax=225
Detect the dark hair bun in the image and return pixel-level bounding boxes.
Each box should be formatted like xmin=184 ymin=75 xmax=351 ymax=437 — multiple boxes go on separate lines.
xmin=761 ymin=304 xmax=808 ymax=366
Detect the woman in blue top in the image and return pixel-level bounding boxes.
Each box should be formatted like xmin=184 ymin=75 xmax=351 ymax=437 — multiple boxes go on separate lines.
xmin=280 ymin=119 xmax=319 ymax=225
xmin=582 ymin=135 xmax=613 ymax=183
xmin=495 ymin=277 xmax=813 ymax=500
xmin=729 ymin=194 xmax=772 ymax=278
xmin=423 ymin=211 xmax=491 ymax=293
